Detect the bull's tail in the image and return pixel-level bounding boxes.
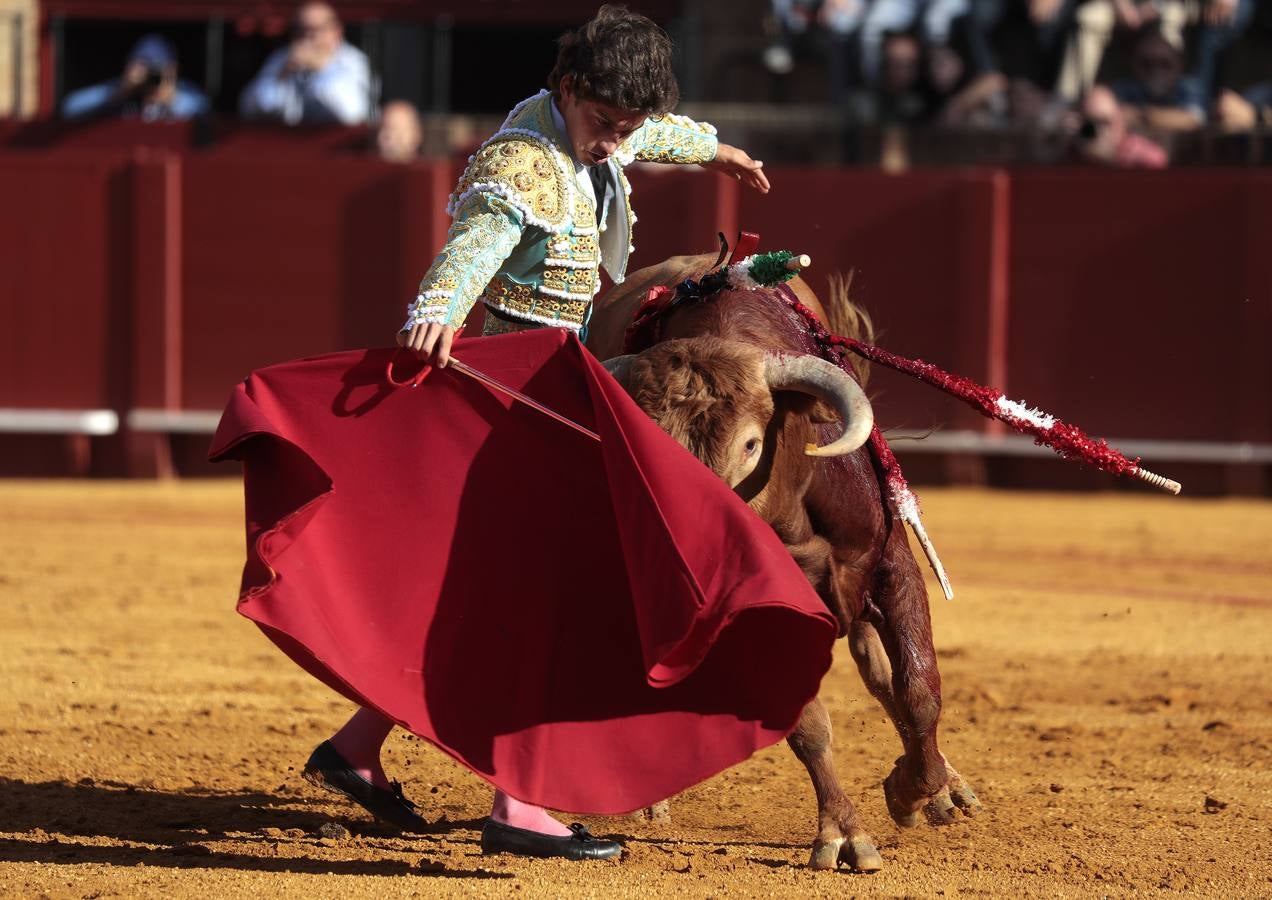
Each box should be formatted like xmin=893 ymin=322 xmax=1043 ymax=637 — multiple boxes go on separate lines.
xmin=823 ymin=272 xmax=874 ymax=389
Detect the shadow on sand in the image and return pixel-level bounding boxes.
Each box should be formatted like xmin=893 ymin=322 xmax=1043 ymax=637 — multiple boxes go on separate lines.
xmin=0 ymin=777 xmax=507 ymax=879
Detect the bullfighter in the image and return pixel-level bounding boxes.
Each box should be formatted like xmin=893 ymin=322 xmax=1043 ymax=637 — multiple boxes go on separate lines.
xmin=303 ymin=3 xmax=773 ymax=861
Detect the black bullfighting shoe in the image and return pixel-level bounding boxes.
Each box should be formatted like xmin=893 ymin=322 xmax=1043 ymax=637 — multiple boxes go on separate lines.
xmin=481 ymin=819 xmax=623 ymax=861
xmin=301 ymin=740 xmax=427 ymax=832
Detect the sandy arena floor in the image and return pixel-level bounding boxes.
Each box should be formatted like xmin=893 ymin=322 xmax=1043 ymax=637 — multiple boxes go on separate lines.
xmin=0 ymin=481 xmax=1269 ymax=898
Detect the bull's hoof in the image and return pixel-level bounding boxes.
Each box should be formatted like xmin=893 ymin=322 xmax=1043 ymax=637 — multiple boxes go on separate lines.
xmin=946 ymin=765 xmax=983 ymax=818
xmin=628 ymin=800 xmax=672 ymax=823
xmin=886 ymin=756 xmax=985 ymax=828
xmin=883 ymin=768 xmax=921 ymax=828
xmin=842 ymin=834 xmax=884 ymax=872
xmin=808 ymin=837 xmax=844 ymax=871
xmin=808 ymin=834 xmax=883 ymax=872
xmin=647 ymin=799 xmax=672 ymax=822
xmin=922 ymin=788 xmax=958 ymax=826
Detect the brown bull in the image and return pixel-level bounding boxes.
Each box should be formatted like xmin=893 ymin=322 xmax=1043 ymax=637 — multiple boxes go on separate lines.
xmin=586 ymin=254 xmax=982 ymax=872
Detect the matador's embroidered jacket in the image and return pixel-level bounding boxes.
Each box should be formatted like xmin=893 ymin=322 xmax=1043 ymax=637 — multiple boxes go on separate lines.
xmin=404 ymin=89 xmax=718 ymax=333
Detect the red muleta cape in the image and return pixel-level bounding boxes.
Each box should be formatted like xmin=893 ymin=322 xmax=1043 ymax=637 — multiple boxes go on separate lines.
xmin=209 ymin=329 xmax=836 ymax=814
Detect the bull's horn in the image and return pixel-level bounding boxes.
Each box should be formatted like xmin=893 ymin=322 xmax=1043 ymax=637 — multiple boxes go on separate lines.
xmin=764 ymin=353 xmax=873 ymax=457
xmin=602 ymin=354 xmax=636 ymax=384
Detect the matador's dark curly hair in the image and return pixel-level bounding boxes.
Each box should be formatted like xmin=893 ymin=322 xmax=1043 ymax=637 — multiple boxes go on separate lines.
xmin=547 ymin=5 xmax=680 ymax=116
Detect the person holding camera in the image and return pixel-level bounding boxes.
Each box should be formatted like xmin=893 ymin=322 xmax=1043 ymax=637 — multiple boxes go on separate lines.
xmin=1072 ymin=84 xmax=1167 ymax=167
xmin=62 ymin=34 xmax=209 ymax=122
xmin=238 ymin=1 xmax=373 ymax=126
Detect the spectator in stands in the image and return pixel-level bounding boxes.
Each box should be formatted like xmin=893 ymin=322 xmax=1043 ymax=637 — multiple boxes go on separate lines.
xmin=62 ymin=34 xmax=209 ymax=122
xmin=1111 ymin=26 xmax=1205 ymax=130
xmin=1193 ymin=0 xmax=1256 ymax=101
xmin=940 ymin=70 xmax=1067 ymax=128
xmin=1073 ymin=83 xmax=1168 ymax=166
xmin=868 ymin=30 xmax=936 ymax=123
xmin=763 ymin=0 xmax=869 ymax=104
xmin=1054 ymin=0 xmax=1189 ymax=102
xmin=859 ymin=26 xmax=1068 ymax=130
xmin=764 ymin=0 xmax=827 ymax=76
xmin=375 ymin=100 xmax=423 ymax=162
xmin=927 ymin=41 xmax=969 ymax=98
xmin=239 ymin=1 xmax=373 ymax=125
xmin=963 ymin=0 xmax=1082 ymax=92
xmin=1213 ymin=80 xmax=1272 ymax=131
xmin=859 ymin=0 xmax=970 ymax=86
xmin=938 ymin=69 xmax=1009 ymax=125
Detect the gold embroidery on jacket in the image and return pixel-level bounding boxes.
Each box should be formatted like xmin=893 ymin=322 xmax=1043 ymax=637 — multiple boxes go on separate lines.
xmin=450 ymin=137 xmax=570 ymax=230
xmin=628 ymin=114 xmax=718 ymax=165
xmin=482 ymin=312 xmax=542 ymax=336
xmin=483 ymin=276 xmax=590 ymax=327
xmin=415 ymin=194 xmax=523 ymax=313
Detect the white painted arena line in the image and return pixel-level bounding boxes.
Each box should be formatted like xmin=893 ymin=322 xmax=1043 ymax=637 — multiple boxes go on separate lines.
xmin=0 ymin=408 xmax=119 ymax=435
xmin=126 ymin=409 xmax=223 ymax=434
xmin=118 ymin=413 xmax=1272 ymax=465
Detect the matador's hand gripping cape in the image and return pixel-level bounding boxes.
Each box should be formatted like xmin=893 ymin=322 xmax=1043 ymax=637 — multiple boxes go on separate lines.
xmin=210 ymin=329 xmax=836 ymax=814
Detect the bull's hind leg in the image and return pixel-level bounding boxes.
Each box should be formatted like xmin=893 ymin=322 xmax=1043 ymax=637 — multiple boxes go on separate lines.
xmin=850 ymin=620 xmax=982 ymax=825
xmin=848 ymin=527 xmax=982 ymax=827
xmin=787 ymin=697 xmax=884 ymax=872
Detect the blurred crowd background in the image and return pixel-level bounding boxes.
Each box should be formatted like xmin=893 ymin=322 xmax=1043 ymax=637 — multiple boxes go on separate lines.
xmin=1 ymin=0 xmax=1270 ymax=166
xmin=757 ymin=0 xmax=1272 ymax=166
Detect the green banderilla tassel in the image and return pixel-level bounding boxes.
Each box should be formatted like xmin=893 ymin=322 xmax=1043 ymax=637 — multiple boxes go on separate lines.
xmin=747 ymin=250 xmax=798 ymax=286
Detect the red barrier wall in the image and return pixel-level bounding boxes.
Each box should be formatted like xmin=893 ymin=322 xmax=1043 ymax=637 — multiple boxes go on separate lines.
xmin=1008 ymin=170 xmax=1272 ymax=444
xmin=739 ymin=168 xmax=1009 ymax=434
xmin=179 ymin=156 xmax=453 ymax=408
xmin=0 ymin=154 xmax=129 ymax=410
xmin=1 ymin=151 xmax=1268 ymax=479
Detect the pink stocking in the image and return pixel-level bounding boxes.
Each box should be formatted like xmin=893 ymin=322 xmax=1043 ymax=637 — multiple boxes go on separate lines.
xmin=331 ymin=708 xmax=570 ymax=835
xmin=491 ymin=790 xmax=572 ymax=836
xmin=328 ymin=707 xmax=395 ymax=789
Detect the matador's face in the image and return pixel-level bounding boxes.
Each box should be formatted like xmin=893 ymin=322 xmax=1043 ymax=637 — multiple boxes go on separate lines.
xmin=557 ymin=79 xmax=646 ymax=168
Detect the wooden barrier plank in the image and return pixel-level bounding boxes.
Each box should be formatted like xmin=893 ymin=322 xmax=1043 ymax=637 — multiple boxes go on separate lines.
xmin=2 ymin=152 xmax=1266 ymax=478
xmin=738 ymin=168 xmax=1005 ymax=435
xmin=625 ymin=167 xmax=739 ymax=269
xmin=178 ymin=157 xmax=454 ymax=409
xmin=1007 ymin=170 xmax=1267 ymax=444
xmin=0 ymin=154 xmax=128 ymax=410
xmin=1238 ymin=178 xmax=1272 ymax=446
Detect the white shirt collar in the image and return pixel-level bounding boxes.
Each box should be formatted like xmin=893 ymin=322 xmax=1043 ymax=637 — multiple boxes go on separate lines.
xmin=549 ymin=98 xmax=584 ymax=171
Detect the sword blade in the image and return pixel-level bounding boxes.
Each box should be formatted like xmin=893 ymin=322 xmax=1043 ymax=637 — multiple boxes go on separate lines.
xmin=448 ymin=358 xmax=601 ymax=442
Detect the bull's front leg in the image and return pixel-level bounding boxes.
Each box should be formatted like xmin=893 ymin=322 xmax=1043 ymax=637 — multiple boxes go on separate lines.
xmin=787 ymin=697 xmax=884 ymax=872
xmin=847 ymin=527 xmax=983 ymax=827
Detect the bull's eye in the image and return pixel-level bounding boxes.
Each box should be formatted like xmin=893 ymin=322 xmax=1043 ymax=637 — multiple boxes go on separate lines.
xmin=744 ymin=438 xmax=761 ymax=456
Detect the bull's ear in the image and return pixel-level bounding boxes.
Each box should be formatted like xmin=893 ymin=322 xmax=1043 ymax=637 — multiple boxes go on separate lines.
xmin=807 ymin=399 xmax=840 ymax=424
xmin=780 ymin=392 xmax=840 ymax=424
xmin=601 ymin=354 xmax=636 ymax=387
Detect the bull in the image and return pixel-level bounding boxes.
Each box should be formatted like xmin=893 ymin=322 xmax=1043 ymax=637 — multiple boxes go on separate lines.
xmin=586 ymin=253 xmax=982 ymax=871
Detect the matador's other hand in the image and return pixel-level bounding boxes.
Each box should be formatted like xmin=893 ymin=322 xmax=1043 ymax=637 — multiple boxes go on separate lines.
xmin=706 ymin=143 xmax=770 ymax=194
xmin=399 ymin=322 xmax=457 ymax=367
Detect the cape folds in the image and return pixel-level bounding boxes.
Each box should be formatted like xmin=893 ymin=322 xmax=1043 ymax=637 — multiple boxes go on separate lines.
xmin=210 ymin=329 xmax=836 ymax=814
